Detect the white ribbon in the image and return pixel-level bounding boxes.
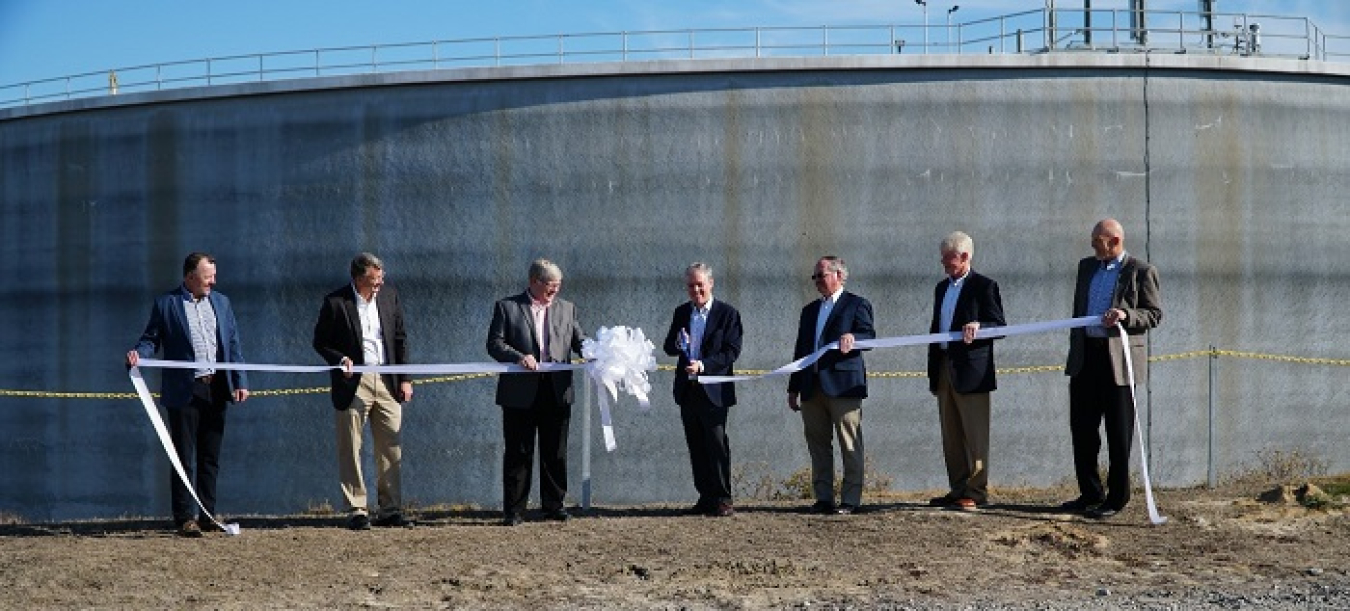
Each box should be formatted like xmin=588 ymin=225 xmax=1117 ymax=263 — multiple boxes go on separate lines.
xmin=697 ymin=315 xmax=1101 ymax=384
xmin=1117 ymin=323 xmax=1168 ymax=525
xmin=580 ymin=326 xmax=658 ymax=451
xmin=127 ymin=367 xmax=241 ymax=536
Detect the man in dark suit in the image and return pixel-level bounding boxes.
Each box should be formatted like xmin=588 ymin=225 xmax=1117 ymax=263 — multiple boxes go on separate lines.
xmin=487 ymin=259 xmax=586 ymax=526
xmin=127 ymin=252 xmax=249 ymax=538
xmin=313 ymin=252 xmax=414 ymax=530
xmin=1063 ymin=218 xmax=1163 ymax=520
xmin=926 ymin=232 xmax=1006 ymax=511
xmin=662 ymin=263 xmax=744 ymax=517
xmin=787 ymin=256 xmax=876 ymax=515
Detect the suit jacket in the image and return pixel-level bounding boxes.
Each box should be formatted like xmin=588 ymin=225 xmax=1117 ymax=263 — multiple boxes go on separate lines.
xmin=132 ymin=286 xmax=248 ymax=409
xmin=928 ymin=271 xmax=1007 ymax=394
xmin=787 ymin=291 xmax=875 ymax=401
xmin=661 ymin=299 xmax=743 ymax=408
xmin=312 ymin=284 xmax=410 ymax=410
xmin=486 ymin=291 xmax=586 ymax=409
xmin=1065 ymin=255 xmax=1163 ymax=386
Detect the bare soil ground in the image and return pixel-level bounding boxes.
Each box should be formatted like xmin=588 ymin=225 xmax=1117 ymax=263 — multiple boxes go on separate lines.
xmin=2 ymin=482 xmax=1348 ymax=610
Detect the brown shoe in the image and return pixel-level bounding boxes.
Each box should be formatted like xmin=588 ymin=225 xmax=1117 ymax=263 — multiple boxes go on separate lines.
xmin=177 ymin=519 xmax=204 ymax=538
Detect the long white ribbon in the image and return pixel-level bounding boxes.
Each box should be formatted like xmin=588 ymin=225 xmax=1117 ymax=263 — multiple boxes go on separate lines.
xmin=697 ymin=315 xmax=1101 ymax=384
xmin=128 ymin=366 xmax=241 ymax=536
xmin=1117 ymin=323 xmax=1168 ymax=525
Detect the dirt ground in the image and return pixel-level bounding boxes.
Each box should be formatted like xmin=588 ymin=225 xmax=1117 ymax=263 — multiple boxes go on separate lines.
xmin=2 ymin=482 xmax=1348 ymax=610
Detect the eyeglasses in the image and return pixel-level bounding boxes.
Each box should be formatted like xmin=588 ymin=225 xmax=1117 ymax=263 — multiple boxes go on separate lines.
xmin=810 ymin=272 xmax=832 ymax=281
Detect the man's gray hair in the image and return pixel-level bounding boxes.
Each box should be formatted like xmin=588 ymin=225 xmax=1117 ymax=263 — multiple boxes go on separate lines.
xmin=940 ymin=231 xmax=974 ymax=258
xmin=819 ymin=256 xmax=848 ymax=281
xmin=685 ymin=262 xmax=714 ymax=280
xmin=349 ymin=252 xmax=383 ymax=279
xmin=529 ymin=258 xmax=563 ymax=282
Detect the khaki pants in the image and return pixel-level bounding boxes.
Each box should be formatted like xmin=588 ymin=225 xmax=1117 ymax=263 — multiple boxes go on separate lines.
xmin=800 ymin=391 xmax=864 ymax=507
xmin=335 ymin=372 xmax=402 ymax=516
xmin=934 ymin=355 xmax=991 ymax=503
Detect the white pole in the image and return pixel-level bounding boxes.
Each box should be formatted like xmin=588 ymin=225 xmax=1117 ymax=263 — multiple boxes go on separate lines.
xmin=581 ymin=372 xmax=593 ymax=512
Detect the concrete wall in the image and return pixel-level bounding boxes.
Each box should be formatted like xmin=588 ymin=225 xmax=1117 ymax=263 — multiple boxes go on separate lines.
xmin=3 ymin=55 xmax=1349 ymax=521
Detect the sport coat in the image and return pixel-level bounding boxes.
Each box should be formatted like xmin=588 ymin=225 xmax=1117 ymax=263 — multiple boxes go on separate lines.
xmin=661 ymin=299 xmax=743 ymax=408
xmin=787 ymin=291 xmax=876 ymax=401
xmin=132 ymin=286 xmax=248 ymax=409
xmin=312 ymin=284 xmax=410 ymax=410
xmin=486 ymin=291 xmax=586 ymax=408
xmin=928 ymin=271 xmax=1007 ymax=394
xmin=1065 ymin=255 xmax=1163 ymax=386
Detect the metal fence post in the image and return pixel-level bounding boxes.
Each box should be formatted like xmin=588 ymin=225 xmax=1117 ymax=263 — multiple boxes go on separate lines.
xmin=1215 ymin=345 xmax=1225 ymax=488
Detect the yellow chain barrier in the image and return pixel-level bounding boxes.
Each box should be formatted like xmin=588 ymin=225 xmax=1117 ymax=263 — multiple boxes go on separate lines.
xmin=3 ymin=347 xmax=1347 ymax=399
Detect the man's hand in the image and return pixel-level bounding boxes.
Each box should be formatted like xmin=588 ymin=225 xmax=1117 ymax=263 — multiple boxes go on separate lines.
xmin=788 ymin=391 xmax=801 ymax=412
xmin=685 ymin=360 xmax=703 ymax=376
xmin=399 ymin=381 xmax=414 ymax=402
xmin=838 ymin=333 xmax=855 ymax=354
xmin=234 ymin=388 xmax=249 ymax=403
xmin=340 ymin=357 xmax=354 ymax=379
xmin=125 ymin=351 xmax=139 ymax=367
xmin=519 ymin=355 xmax=539 ymax=371
xmin=962 ymin=322 xmax=980 ymax=344
xmin=1103 ymin=308 xmax=1127 ymax=327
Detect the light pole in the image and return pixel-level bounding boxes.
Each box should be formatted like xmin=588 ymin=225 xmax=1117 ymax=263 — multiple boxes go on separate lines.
xmin=946 ymin=5 xmax=960 ymax=53
xmin=915 ymin=0 xmax=928 ymax=54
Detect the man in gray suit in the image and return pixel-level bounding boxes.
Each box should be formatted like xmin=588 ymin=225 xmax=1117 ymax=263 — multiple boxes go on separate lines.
xmin=1063 ymin=218 xmax=1162 ymax=520
xmin=487 ymin=259 xmax=586 ymax=526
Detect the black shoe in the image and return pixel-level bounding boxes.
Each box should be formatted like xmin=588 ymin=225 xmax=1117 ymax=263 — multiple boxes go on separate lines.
xmin=835 ymin=503 xmax=860 ymax=515
xmin=928 ymin=495 xmax=958 ymax=507
xmin=709 ymin=503 xmax=735 ymax=517
xmin=346 ymin=514 xmax=371 ymax=531
xmin=371 ymin=513 xmax=414 ymax=528
xmin=1059 ymin=497 xmax=1105 ymax=512
xmin=199 ymin=519 xmax=226 ymax=533
xmin=543 ymin=508 xmax=572 ymax=522
xmin=501 ymin=514 xmax=523 ymax=527
xmin=683 ymin=502 xmax=715 ymax=516
xmin=809 ymin=500 xmax=837 ymax=515
xmin=1086 ymin=506 xmax=1120 ymax=520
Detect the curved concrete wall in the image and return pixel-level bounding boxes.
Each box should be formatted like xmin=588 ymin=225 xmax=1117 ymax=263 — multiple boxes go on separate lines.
xmin=3 ymin=55 xmax=1349 ymax=521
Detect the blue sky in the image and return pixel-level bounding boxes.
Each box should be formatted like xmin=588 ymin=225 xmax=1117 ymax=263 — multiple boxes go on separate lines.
xmin=2 ymin=0 xmax=1347 ymax=86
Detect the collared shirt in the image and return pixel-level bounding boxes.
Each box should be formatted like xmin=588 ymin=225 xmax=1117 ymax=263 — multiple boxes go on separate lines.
xmin=181 ymin=288 xmax=218 ymax=378
xmin=530 ymin=295 xmax=551 ymax=362
xmin=939 ymin=272 xmax=967 ymax=349
xmin=815 ymin=288 xmax=844 ymax=348
xmin=688 ymin=297 xmax=714 ymax=361
xmin=354 ymin=284 xmax=385 ymax=365
xmin=1086 ymin=252 xmax=1126 ymax=338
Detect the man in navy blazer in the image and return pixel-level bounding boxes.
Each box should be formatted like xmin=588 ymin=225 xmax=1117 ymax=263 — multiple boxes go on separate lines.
xmin=1063 ymin=218 xmax=1162 ymax=520
xmin=788 ymin=256 xmax=876 ymax=515
xmin=313 ymin=252 xmax=414 ymax=530
xmin=662 ymin=263 xmax=744 ymax=517
xmin=127 ymin=252 xmax=249 ymax=537
xmin=927 ymin=232 xmax=1006 ymax=511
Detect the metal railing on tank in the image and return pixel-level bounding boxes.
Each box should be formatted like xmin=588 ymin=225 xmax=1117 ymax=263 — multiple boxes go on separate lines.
xmin=2 ymin=7 xmax=1346 ymax=109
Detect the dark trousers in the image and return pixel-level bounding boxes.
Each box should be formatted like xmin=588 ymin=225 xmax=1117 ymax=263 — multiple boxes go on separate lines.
xmin=679 ymin=386 xmax=732 ymax=506
xmin=1069 ymin=338 xmax=1135 ymax=510
xmin=167 ymin=376 xmax=228 ymax=524
xmin=501 ymin=380 xmax=571 ymax=517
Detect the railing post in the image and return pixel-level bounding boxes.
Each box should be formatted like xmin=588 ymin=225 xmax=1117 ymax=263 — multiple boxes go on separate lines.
xmin=371 ymin=46 xmax=377 ymax=73
xmin=207 ymin=59 xmax=212 ymax=86
xmin=823 ymin=25 xmax=828 ymax=56
xmin=756 ymin=27 xmax=761 ymax=58
xmin=622 ymin=31 xmax=628 ymax=62
xmin=999 ymin=17 xmax=1005 ymax=54
xmin=1017 ymin=29 xmax=1024 ymax=54
xmin=258 ymin=55 xmax=264 ymax=82
xmin=689 ymin=29 xmax=695 ymax=59
xmin=157 ymin=65 xmax=163 ymax=90
xmin=314 ymin=50 xmax=320 ymax=77
xmin=558 ymin=34 xmax=564 ymax=64
xmin=433 ymin=41 xmax=439 ymax=69
xmin=1215 ymin=345 xmax=1225 ymax=488
xmin=495 ymin=37 xmax=501 ymax=67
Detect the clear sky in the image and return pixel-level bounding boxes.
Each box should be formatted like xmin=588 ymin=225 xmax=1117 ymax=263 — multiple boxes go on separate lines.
xmin=2 ymin=0 xmax=1347 ymax=86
